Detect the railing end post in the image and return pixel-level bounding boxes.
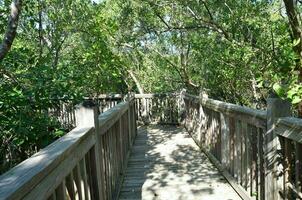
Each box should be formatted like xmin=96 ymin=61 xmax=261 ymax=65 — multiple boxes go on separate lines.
xmin=265 ymin=96 xmax=291 ymax=200
xmin=75 ymin=100 xmax=99 ymax=128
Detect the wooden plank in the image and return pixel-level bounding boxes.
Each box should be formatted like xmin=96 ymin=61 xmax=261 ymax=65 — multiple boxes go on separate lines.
xmin=276 ymin=117 xmax=302 ymax=144
xmin=120 ymin=126 xmax=242 ymax=200
xmin=135 ymin=93 xmax=177 ymax=99
xmin=65 ymin=172 xmax=76 ymax=200
xmin=80 ymin=158 xmax=91 ymax=200
xmin=265 ymin=98 xmax=291 ymax=200
xmin=220 ymin=113 xmax=230 ymax=169
xmin=296 ymin=143 xmax=302 ymax=197
xmin=258 ymin=128 xmax=265 ymax=200
xmin=250 ymin=126 xmax=258 ymax=199
xmin=56 ymin=181 xmax=66 ymax=200
xmin=205 ymin=150 xmax=254 ymax=200
xmin=183 ymin=93 xmax=266 ymax=128
xmin=98 ymin=102 xmax=130 ymax=135
xmin=241 ymin=122 xmax=247 ymax=189
xmin=283 ymin=138 xmax=297 ymax=199
xmin=246 ymin=125 xmax=251 ymax=195
xmin=22 ymin=131 xmax=95 ymax=200
xmin=96 ymin=94 xmax=124 ymax=99
xmin=235 ymin=120 xmax=242 ymax=184
xmin=72 ymin=165 xmax=81 ymax=200
xmin=229 ymin=117 xmax=235 ymax=175
xmin=101 ymin=134 xmax=109 ymax=200
xmin=197 ymin=138 xmax=254 ymax=200
xmin=92 ymin=106 xmax=106 ymax=200
xmin=216 ymin=112 xmax=221 ymax=161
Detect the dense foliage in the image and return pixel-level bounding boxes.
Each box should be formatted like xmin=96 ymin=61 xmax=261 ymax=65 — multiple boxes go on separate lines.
xmin=0 ymin=0 xmax=302 ymax=173
xmin=106 ymin=0 xmax=302 ymax=108
xmin=0 ymin=0 xmax=127 ymax=173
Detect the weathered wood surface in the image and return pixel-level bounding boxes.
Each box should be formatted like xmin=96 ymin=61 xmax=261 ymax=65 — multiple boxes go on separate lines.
xmin=48 ymin=100 xmax=77 ymax=129
xmin=275 ymin=117 xmax=302 ymax=199
xmin=135 ymin=93 xmax=179 ymax=125
xmin=0 ymin=96 xmax=137 ymax=200
xmin=3 ymin=91 xmax=302 ymax=200
xmin=118 ymin=125 xmax=242 ymax=200
xmin=183 ymin=93 xmax=266 ymax=200
xmin=182 ymin=92 xmax=302 ymax=200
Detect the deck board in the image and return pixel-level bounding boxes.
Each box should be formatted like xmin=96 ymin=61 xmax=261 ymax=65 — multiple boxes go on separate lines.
xmin=118 ymin=125 xmax=242 ymax=200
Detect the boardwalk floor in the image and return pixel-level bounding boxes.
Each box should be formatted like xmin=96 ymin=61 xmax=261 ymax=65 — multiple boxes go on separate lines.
xmin=118 ymin=125 xmax=242 ymax=200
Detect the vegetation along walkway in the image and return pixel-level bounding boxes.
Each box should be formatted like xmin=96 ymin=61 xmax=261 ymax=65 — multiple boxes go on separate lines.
xmin=119 ymin=125 xmax=242 ymax=200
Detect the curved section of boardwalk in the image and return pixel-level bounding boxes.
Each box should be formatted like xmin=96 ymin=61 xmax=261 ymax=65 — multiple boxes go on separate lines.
xmin=118 ymin=125 xmax=242 ymax=200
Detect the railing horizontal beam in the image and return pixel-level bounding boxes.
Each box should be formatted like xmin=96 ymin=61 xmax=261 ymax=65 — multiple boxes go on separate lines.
xmin=98 ymin=101 xmax=129 ymax=135
xmin=0 ymin=127 xmax=94 ymax=200
xmin=276 ymin=117 xmax=302 ymax=144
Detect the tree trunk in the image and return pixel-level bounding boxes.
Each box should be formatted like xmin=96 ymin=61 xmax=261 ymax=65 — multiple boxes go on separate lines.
xmin=128 ymin=69 xmax=149 ymax=124
xmin=127 ymin=70 xmax=144 ymax=94
xmin=0 ymin=0 xmax=22 ymax=61
xmin=283 ymin=0 xmax=302 ymax=116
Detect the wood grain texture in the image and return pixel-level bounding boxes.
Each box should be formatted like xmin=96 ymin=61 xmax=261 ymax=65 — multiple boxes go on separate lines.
xmin=0 ymin=127 xmax=94 ymax=200
xmin=118 ymin=125 xmax=242 ymax=200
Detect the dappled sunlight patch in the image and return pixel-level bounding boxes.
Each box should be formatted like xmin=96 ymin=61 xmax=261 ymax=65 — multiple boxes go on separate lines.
xmin=119 ymin=125 xmax=242 ymax=200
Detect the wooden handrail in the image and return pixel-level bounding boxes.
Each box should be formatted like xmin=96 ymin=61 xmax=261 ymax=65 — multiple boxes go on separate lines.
xmin=92 ymin=92 xmax=302 ymax=199
xmin=182 ymin=91 xmax=302 ymax=200
xmin=276 ymin=117 xmax=302 ymax=144
xmin=0 ymin=97 xmax=137 ymax=200
xmin=275 ymin=117 xmax=302 ymax=199
xmin=134 ymin=93 xmax=177 ymax=98
xmin=2 ymin=91 xmax=302 ymax=200
xmin=0 ymin=127 xmax=95 ymax=200
xmin=98 ymin=101 xmax=130 ymax=135
xmin=183 ymin=93 xmax=266 ymax=125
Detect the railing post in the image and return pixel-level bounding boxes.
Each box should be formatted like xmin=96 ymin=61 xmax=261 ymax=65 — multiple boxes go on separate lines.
xmin=127 ymin=94 xmax=133 ymax=146
xmin=265 ymin=96 xmax=291 ymax=200
xmin=178 ymin=89 xmax=186 ymax=125
xmin=220 ymin=112 xmax=230 ymax=168
xmin=130 ymin=93 xmax=137 ymax=139
xmin=198 ymin=92 xmax=208 ymax=146
xmin=75 ymin=101 xmax=96 ymax=128
xmin=75 ymin=101 xmax=105 ymax=200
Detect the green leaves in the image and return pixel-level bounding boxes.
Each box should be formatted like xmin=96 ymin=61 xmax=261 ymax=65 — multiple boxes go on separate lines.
xmin=287 ymin=84 xmax=302 ymax=104
xmin=271 ymin=82 xmax=302 ymax=105
xmin=0 ymin=0 xmax=130 ymax=173
xmin=273 ymin=83 xmax=285 ymax=97
xmin=1 ymin=0 xmax=302 ymax=173
xmin=292 ymin=96 xmax=301 ymax=104
xmin=293 ymin=38 xmax=301 ymax=47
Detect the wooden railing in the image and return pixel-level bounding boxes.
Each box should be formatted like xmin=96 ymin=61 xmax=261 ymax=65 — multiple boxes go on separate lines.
xmin=276 ymin=118 xmax=302 ymax=199
xmin=181 ymin=92 xmax=302 ymax=200
xmin=87 ymin=92 xmax=302 ymax=200
xmin=0 ymin=95 xmax=137 ymax=200
xmin=47 ymin=96 xmax=124 ymax=130
xmin=48 ymin=100 xmax=77 ymax=129
xmin=134 ymin=93 xmax=179 ymax=125
xmin=1 ymin=91 xmax=302 ymax=200
xmin=96 ymin=93 xmax=180 ymax=125
xmin=95 ymin=94 xmax=124 ymax=113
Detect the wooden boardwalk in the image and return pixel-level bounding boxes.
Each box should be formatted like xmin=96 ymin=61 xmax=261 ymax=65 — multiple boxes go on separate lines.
xmin=118 ymin=125 xmax=242 ymax=200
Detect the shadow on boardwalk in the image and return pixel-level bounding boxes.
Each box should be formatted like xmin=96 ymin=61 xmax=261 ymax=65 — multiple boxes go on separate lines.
xmin=119 ymin=125 xmax=241 ymax=200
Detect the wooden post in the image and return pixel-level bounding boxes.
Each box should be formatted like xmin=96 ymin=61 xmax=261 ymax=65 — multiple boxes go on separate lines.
xmin=128 ymin=102 xmax=132 ymax=147
xmin=197 ymin=92 xmax=208 ymax=146
xmin=265 ymin=97 xmax=291 ymax=200
xmin=178 ymin=89 xmax=186 ymax=125
xmin=220 ymin=113 xmax=230 ymax=168
xmin=75 ymin=101 xmax=105 ymax=200
xmin=75 ymin=101 xmax=96 ymax=128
